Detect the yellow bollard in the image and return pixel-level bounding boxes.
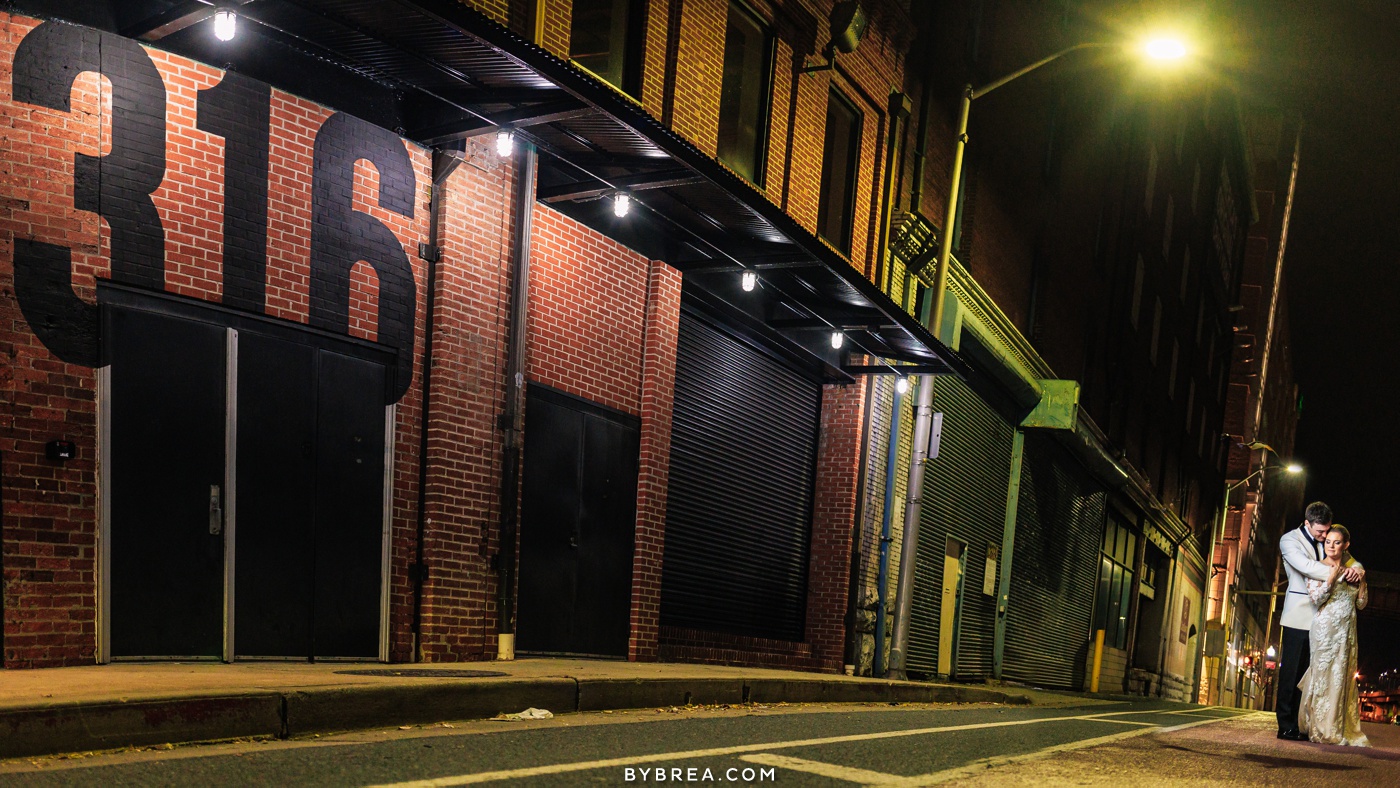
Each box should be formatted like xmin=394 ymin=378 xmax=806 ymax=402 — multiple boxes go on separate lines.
xmin=1090 ymin=629 xmax=1105 ymax=693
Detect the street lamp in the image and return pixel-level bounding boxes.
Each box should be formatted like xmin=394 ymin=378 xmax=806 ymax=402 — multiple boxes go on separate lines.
xmin=887 ymin=34 xmax=1191 ymax=679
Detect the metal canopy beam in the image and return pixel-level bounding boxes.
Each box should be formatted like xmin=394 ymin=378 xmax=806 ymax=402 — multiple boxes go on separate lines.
xmin=538 ymin=168 xmax=704 ymax=203
xmin=123 ymin=0 xmax=215 ymax=41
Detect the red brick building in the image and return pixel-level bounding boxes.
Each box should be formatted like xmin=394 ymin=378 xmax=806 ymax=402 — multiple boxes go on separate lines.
xmin=1 ymin=0 xmax=954 ymax=670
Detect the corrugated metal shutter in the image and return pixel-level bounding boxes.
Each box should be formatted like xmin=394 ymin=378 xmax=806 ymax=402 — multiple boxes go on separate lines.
xmin=907 ymin=376 xmax=1014 ymax=678
xmin=1001 ymin=430 xmax=1107 ymax=689
xmin=660 ymin=309 xmax=822 ymax=641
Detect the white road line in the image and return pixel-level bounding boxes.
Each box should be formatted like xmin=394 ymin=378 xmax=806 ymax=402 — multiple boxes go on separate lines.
xmin=739 ymin=754 xmax=911 ymax=785
xmin=363 ymin=709 xmax=1240 ymax=787
xmin=901 ymin=714 xmax=1239 ymax=786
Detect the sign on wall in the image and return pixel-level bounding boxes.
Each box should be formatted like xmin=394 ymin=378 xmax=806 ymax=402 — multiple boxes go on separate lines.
xmin=3 ymin=17 xmax=424 ymax=400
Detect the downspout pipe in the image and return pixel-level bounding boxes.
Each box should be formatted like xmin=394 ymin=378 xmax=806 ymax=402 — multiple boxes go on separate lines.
xmin=412 ymin=147 xmax=462 ymax=661
xmin=873 ymin=384 xmax=904 ymax=677
xmin=888 ymin=366 xmax=935 ymax=680
xmin=497 ymin=144 xmax=538 ymax=660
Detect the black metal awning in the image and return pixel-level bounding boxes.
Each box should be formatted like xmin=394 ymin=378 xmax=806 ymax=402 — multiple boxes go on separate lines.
xmin=61 ymin=0 xmax=970 ymax=381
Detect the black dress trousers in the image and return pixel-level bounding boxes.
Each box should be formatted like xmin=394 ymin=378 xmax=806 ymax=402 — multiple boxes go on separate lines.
xmin=1275 ymin=623 xmax=1311 ymax=732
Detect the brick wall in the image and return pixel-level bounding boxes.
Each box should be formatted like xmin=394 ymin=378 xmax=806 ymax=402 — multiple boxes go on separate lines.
xmin=630 ymin=260 xmax=682 ymax=661
xmin=0 ymin=13 xmax=431 ymax=667
xmin=414 ymin=141 xmax=516 ymax=662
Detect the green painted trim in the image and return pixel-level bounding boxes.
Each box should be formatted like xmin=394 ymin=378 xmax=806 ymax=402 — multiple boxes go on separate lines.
xmin=992 ymin=430 xmax=1025 ymax=680
xmin=1020 ymin=379 xmax=1079 ymax=430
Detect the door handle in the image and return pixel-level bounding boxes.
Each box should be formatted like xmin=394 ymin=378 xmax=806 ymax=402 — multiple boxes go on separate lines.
xmin=209 ymin=484 xmax=223 ymax=536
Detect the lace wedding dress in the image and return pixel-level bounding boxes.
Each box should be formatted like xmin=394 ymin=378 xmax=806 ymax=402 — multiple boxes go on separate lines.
xmin=1297 ymin=573 xmax=1369 ymax=746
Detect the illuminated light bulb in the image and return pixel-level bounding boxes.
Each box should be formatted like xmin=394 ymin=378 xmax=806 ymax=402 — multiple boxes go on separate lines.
xmin=895 ymin=376 xmax=909 ymax=394
xmin=613 ymin=193 xmax=631 ymax=217
xmin=1143 ymin=37 xmax=1187 ymax=61
xmin=213 ymin=10 xmax=237 ymax=42
xmin=496 ymin=129 xmax=514 ymax=157
xmin=830 ymin=331 xmax=844 ymax=350
xmin=741 ymin=271 xmax=757 ymax=291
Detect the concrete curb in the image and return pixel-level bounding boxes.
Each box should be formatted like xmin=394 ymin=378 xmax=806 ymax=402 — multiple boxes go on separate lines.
xmin=0 ymin=694 xmax=284 ymax=760
xmin=0 ymin=677 xmax=1033 ymax=760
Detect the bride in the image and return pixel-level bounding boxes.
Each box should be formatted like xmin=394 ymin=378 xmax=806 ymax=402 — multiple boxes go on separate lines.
xmin=1297 ymin=524 xmax=1370 ymax=746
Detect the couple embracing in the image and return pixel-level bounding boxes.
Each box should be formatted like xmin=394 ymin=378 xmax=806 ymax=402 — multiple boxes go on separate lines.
xmin=1276 ymin=501 xmax=1370 ymax=746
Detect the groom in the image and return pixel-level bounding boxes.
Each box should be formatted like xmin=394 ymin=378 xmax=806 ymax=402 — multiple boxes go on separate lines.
xmin=1275 ymin=501 xmax=1364 ymax=740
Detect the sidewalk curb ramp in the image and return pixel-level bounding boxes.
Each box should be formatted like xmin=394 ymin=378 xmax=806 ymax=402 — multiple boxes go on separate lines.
xmin=0 ymin=677 xmax=1031 ymax=760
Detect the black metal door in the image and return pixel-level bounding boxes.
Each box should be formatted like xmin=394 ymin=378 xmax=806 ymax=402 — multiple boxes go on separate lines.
xmin=235 ymin=335 xmax=385 ymax=659
xmin=106 ymin=306 xmax=226 ymax=658
xmin=517 ymin=385 xmax=639 ymax=657
xmin=234 ymin=334 xmax=317 ymax=658
xmin=311 ymin=350 xmax=386 ymax=658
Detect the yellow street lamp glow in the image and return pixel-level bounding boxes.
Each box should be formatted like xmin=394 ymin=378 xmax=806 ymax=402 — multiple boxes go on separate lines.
xmin=1143 ymin=37 xmax=1188 ymax=61
xmin=1285 ymin=464 xmax=1304 ymax=474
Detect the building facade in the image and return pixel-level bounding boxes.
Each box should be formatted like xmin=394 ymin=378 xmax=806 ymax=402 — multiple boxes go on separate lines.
xmin=1 ymin=0 xmax=952 ymax=669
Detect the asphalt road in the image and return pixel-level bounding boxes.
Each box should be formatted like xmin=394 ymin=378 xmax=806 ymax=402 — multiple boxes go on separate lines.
xmin=1 ymin=699 xmax=1393 ymax=786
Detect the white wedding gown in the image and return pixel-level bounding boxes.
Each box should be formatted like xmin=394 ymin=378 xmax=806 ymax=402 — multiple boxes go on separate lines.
xmin=1297 ymin=575 xmax=1369 ymax=746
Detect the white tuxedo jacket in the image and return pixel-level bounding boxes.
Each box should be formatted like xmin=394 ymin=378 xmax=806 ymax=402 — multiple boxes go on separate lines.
xmin=1279 ymin=525 xmax=1361 ymax=630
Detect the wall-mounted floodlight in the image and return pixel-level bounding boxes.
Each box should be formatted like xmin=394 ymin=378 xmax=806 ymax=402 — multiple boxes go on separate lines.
xmin=800 ymin=2 xmax=868 ymax=74
xmin=496 ymin=129 xmax=514 ymax=157
xmin=895 ymin=376 xmax=910 ymax=394
xmin=830 ymin=331 xmax=844 ymax=350
xmin=741 ymin=271 xmax=757 ymax=292
xmin=613 ymin=193 xmax=631 ymax=217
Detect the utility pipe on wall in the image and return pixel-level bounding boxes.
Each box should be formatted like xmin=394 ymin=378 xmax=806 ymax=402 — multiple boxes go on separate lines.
xmin=412 ymin=147 xmax=462 ymax=661
xmin=887 ymin=370 xmax=934 ymax=679
xmin=496 ymin=144 xmax=538 ymax=660
xmin=873 ymin=384 xmax=904 ymax=677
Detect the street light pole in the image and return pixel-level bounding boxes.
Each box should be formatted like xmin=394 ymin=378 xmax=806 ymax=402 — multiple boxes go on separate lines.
xmin=887 ymin=38 xmax=1166 ymax=678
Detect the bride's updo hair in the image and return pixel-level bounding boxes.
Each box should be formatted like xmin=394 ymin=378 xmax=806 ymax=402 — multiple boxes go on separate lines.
xmin=1327 ymin=524 xmax=1351 ymax=544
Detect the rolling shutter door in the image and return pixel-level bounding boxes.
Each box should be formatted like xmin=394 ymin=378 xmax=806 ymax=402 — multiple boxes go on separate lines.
xmin=1001 ymin=430 xmax=1107 ymax=689
xmin=661 ymin=309 xmax=822 ymax=641
xmin=907 ymin=376 xmax=1014 ymax=678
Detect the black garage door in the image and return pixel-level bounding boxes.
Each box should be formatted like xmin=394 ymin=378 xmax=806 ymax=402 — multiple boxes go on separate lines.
xmin=660 ymin=308 xmax=823 ymax=641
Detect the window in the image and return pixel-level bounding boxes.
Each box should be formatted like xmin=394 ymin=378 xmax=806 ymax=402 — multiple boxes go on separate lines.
xmin=1168 ymin=340 xmax=1179 ymax=396
xmin=818 ymin=89 xmax=862 ymax=253
xmin=1149 ymin=298 xmax=1162 ymax=365
xmin=1179 ymin=247 xmax=1191 ymax=301
xmin=718 ymin=2 xmax=773 ymax=185
xmin=1144 ymin=144 xmax=1158 ymax=211
xmin=1130 ymin=255 xmax=1145 ymax=328
xmin=570 ymin=0 xmax=640 ymax=94
xmin=1093 ymin=515 xmax=1137 ymax=650
xmin=1162 ymin=197 xmax=1174 ymax=258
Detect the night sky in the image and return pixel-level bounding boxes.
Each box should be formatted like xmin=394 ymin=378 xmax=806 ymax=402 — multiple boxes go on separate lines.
xmin=1207 ymin=0 xmax=1400 ymax=674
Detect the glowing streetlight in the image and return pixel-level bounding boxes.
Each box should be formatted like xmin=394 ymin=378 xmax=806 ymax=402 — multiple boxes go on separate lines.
xmin=1143 ymin=37 xmax=1188 ymax=61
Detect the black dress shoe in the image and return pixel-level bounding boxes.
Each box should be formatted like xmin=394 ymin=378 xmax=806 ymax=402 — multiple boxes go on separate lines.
xmin=1277 ymin=729 xmax=1305 ymax=740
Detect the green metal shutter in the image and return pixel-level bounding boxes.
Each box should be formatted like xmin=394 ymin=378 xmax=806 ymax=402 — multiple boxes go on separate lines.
xmin=661 ymin=309 xmax=822 ymax=641
xmin=907 ymin=376 xmax=1014 ymax=678
xmin=1001 ymin=431 xmax=1107 ymax=689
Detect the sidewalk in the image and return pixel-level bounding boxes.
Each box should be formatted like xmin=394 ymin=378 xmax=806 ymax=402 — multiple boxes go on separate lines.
xmin=0 ymin=659 xmax=1037 ymax=760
